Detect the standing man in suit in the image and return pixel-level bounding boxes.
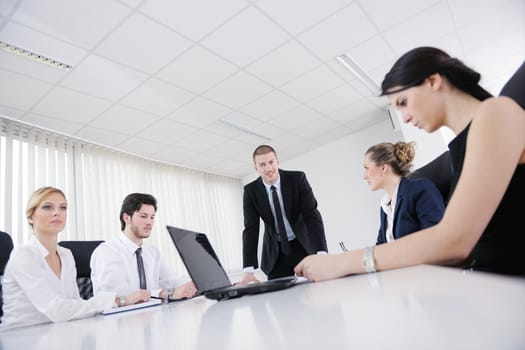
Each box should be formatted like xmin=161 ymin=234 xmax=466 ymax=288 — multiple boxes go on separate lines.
xmin=240 ymin=145 xmax=327 ymax=284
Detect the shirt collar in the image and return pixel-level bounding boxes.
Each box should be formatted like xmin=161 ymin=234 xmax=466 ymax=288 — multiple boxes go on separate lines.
xmin=30 ymin=235 xmax=67 ymax=259
xmin=118 ymin=232 xmax=142 ymax=255
xmin=263 ymin=176 xmax=281 ymax=194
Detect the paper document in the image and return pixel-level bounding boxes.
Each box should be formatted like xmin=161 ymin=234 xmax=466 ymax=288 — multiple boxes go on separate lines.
xmin=102 ymin=299 xmax=162 ymax=315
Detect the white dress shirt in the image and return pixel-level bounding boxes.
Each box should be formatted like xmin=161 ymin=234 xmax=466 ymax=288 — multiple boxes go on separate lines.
xmin=380 ymin=182 xmax=400 ymax=243
xmin=0 ymin=236 xmax=115 ymax=330
xmin=90 ymin=233 xmax=187 ymax=298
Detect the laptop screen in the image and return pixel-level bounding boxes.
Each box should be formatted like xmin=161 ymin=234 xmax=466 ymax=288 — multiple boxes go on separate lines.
xmin=166 ymin=225 xmax=232 ymax=292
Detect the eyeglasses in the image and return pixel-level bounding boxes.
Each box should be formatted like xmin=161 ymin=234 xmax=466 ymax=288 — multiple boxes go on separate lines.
xmin=338 ymin=241 xmax=349 ymax=252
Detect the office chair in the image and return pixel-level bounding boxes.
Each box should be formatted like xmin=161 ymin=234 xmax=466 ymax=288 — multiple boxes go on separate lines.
xmin=408 ymin=151 xmax=452 ymax=205
xmin=0 ymin=231 xmax=14 ymax=322
xmin=500 ymin=60 xmax=525 ymax=110
xmin=58 ymin=240 xmax=104 ymax=300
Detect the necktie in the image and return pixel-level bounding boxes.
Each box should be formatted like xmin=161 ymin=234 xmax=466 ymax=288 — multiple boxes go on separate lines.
xmin=136 ymin=247 xmax=147 ymax=289
xmin=271 ymin=186 xmax=291 ymax=255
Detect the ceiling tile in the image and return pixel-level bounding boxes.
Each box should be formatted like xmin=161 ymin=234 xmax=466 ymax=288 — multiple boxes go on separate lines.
xmin=118 ymin=0 xmax=142 ymax=7
xmin=256 ymin=0 xmax=353 ymax=35
xmin=280 ymin=65 xmax=345 ymax=102
xmin=314 ymin=124 xmax=352 ymax=145
xmin=207 ymin=159 xmax=249 ymax=178
xmin=0 ymin=69 xmax=52 ymax=110
xmin=169 ymin=97 xmax=231 ymax=128
xmin=246 ymin=40 xmax=321 ymax=87
xmin=139 ymin=119 xmax=197 ymax=145
xmin=448 ymin=0 xmax=522 ymax=27
xmin=201 ymin=7 xmax=289 ymax=67
xmin=204 ymin=71 xmax=272 ymax=109
xmin=0 ymin=0 xmax=17 ymax=16
xmin=268 ymin=105 xmax=322 ymax=130
xmin=307 ymin=84 xmax=362 ymax=114
xmin=298 ymin=3 xmax=377 ymax=60
xmin=60 ymin=54 xmax=148 ymax=100
xmin=345 ymin=109 xmax=387 ymax=131
xmin=32 ymin=86 xmax=112 ymax=124
xmin=328 ymin=98 xmax=384 ymax=124
xmin=120 ymin=78 xmax=195 ymax=116
xmin=343 ymin=35 xmax=397 ymax=72
xmin=457 ymin=7 xmax=524 ymax=53
xmin=116 ymin=137 xmax=167 ymax=157
xmin=175 ymin=130 xmax=227 ymax=152
xmin=0 ymin=22 xmax=87 ymax=67
xmin=89 ymin=105 xmax=160 ymax=136
xmin=74 ymin=126 xmax=129 ymax=147
xmin=95 ymin=13 xmax=191 ymax=74
xmin=0 ymin=105 xmax=24 ymax=119
xmin=11 ymin=0 xmax=130 ymax=48
xmin=183 ymin=152 xmax=223 ymax=170
xmin=150 ymin=144 xmax=197 ymax=164
xmin=240 ymin=90 xmax=299 ymax=121
xmin=23 ymin=113 xmax=84 ymax=135
xmin=383 ymin=2 xmax=455 ymax=55
xmin=360 ymin=0 xmax=440 ymax=31
xmin=140 ymin=0 xmax=247 ymax=41
xmin=293 ymin=116 xmax=339 ymax=139
xmin=157 ymin=45 xmax=238 ymax=94
xmin=206 ymin=139 xmax=253 ymax=158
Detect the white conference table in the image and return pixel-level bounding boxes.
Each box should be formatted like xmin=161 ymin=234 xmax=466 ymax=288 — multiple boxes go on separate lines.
xmin=1 ymin=265 xmax=524 ymax=350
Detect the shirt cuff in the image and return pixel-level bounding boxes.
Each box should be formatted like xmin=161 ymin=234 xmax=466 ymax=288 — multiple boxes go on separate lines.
xmin=316 ymin=251 xmax=327 ymax=255
xmin=243 ymin=266 xmax=255 ymax=273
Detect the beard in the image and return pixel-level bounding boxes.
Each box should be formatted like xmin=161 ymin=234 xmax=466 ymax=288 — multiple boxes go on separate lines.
xmin=129 ymin=223 xmax=151 ymax=240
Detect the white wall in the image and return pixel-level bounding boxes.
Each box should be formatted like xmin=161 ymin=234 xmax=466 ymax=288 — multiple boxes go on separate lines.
xmin=271 ymin=119 xmax=401 ymax=252
xmin=241 ymin=115 xmax=451 ymax=255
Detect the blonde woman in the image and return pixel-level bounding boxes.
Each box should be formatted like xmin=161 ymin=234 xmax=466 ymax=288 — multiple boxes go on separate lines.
xmin=0 ymin=187 xmax=149 ymax=329
xmin=364 ymin=141 xmax=444 ymax=245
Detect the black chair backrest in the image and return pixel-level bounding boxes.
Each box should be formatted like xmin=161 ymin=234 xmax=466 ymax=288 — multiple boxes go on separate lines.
xmin=58 ymin=240 xmax=104 ymax=300
xmin=500 ymin=60 xmax=525 ymax=110
xmin=408 ymin=151 xmax=452 ymax=205
xmin=0 ymin=231 xmax=14 ymax=276
xmin=0 ymin=231 xmax=14 ymax=322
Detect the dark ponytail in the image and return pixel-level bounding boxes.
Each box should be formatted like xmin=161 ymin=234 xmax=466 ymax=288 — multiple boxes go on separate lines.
xmin=381 ymin=47 xmax=492 ymax=101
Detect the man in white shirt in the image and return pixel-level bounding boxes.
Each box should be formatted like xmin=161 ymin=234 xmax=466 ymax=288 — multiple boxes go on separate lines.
xmin=90 ymin=193 xmax=197 ymax=303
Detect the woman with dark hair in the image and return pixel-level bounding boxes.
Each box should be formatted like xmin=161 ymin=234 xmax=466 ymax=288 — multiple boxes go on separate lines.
xmin=364 ymin=141 xmax=444 ymax=245
xmin=295 ymin=47 xmax=525 ymax=280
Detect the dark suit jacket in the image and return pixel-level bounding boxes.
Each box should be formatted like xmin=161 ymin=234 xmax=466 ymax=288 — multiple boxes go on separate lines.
xmin=242 ymin=169 xmax=327 ymax=274
xmin=376 ymin=177 xmax=445 ymax=245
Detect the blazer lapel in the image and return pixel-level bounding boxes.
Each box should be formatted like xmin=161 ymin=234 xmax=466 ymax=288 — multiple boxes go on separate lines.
xmin=279 ymin=170 xmax=293 ymax=219
xmin=392 ymin=177 xmax=408 ymax=234
xmin=255 ymin=178 xmax=274 ymax=225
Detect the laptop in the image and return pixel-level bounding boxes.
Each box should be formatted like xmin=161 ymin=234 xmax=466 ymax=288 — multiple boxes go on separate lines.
xmin=166 ymin=225 xmax=299 ymax=301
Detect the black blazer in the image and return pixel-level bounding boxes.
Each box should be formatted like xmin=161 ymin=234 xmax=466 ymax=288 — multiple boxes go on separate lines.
xmin=242 ymin=169 xmax=327 ymax=274
xmin=376 ymin=177 xmax=445 ymax=244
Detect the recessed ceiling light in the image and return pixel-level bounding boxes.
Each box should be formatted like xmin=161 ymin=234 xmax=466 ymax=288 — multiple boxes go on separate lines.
xmin=0 ymin=40 xmax=73 ymax=72
xmin=215 ymin=119 xmax=271 ymax=141
xmin=336 ymin=53 xmax=380 ymax=95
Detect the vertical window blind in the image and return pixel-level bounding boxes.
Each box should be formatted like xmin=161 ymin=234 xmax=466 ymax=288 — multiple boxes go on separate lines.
xmin=0 ymin=116 xmax=244 ymax=274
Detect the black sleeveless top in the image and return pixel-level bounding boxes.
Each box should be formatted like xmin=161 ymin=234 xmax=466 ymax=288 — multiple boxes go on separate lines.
xmin=448 ymin=123 xmax=525 ymax=275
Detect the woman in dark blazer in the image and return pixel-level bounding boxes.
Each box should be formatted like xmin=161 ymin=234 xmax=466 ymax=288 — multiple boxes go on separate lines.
xmin=363 ymin=142 xmax=445 ymax=245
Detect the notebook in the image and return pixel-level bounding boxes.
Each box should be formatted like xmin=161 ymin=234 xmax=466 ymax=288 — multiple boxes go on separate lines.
xmin=102 ymin=298 xmax=161 ymax=315
xmin=166 ymin=225 xmax=299 ymax=301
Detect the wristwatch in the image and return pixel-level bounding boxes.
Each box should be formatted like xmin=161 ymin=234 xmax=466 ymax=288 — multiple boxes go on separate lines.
xmin=164 ymin=288 xmax=174 ymax=302
xmin=118 ymin=295 xmax=126 ymax=307
xmin=362 ymin=246 xmax=377 ymax=273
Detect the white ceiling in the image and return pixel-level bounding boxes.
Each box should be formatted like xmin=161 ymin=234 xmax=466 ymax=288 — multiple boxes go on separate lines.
xmin=0 ymin=0 xmax=524 ymax=178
